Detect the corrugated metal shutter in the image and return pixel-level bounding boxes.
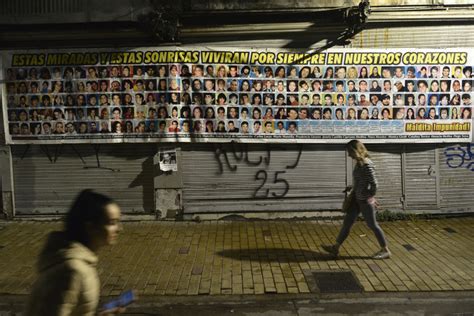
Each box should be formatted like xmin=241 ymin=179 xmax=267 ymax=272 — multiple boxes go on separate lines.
xmin=181 ymin=144 xmax=346 ymax=214
xmin=195 ymin=24 xmax=474 ymax=50
xmin=351 ymin=25 xmax=474 ymax=48
xmin=0 ymin=0 xmax=85 ymax=16
xmin=12 ymin=144 xmax=155 ymax=215
xmin=404 ymin=145 xmax=438 ymax=211
xmin=365 ymin=145 xmax=403 ymax=211
xmin=438 ymin=143 xmax=474 ymax=213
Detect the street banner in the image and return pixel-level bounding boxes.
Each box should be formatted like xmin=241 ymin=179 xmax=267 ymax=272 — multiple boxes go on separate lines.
xmin=2 ymin=48 xmax=472 ymax=144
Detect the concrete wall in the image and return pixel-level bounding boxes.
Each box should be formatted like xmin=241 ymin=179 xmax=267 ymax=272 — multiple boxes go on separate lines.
xmin=0 ymin=147 xmax=14 ymax=219
xmin=1 ymin=0 xmax=473 ymax=219
xmin=187 ymin=0 xmax=467 ymax=10
xmin=154 ymin=147 xmax=183 ymax=219
xmin=1 ymin=0 xmax=470 ymax=25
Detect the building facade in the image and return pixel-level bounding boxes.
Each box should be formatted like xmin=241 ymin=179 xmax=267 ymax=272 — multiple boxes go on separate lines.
xmin=1 ymin=0 xmax=473 ymax=219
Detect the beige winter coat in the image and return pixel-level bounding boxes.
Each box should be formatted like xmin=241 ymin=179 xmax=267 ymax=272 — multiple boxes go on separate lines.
xmin=25 ymin=231 xmax=100 ymax=316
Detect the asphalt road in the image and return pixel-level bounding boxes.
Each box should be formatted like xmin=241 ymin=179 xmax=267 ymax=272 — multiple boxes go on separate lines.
xmin=2 ymin=292 xmax=473 ymax=315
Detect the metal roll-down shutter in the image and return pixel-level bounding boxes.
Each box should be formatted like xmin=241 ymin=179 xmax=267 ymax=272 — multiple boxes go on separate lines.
xmin=366 ymin=145 xmax=403 ymax=211
xmin=404 ymin=144 xmax=439 ymax=212
xmin=438 ymin=143 xmax=474 ymax=213
xmin=12 ymin=144 xmax=155 ymax=215
xmin=181 ymin=144 xmax=346 ymax=214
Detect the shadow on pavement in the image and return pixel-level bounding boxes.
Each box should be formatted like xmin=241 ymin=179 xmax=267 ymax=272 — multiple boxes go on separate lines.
xmin=216 ymin=248 xmax=371 ymax=262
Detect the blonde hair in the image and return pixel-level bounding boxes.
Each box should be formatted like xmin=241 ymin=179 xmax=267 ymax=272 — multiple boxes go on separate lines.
xmin=347 ymin=66 xmax=358 ymax=79
xmin=346 ymin=140 xmax=370 ymax=165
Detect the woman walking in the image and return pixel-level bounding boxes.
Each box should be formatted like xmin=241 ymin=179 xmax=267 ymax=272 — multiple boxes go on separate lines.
xmin=25 ymin=190 xmax=123 ymax=315
xmin=322 ymin=140 xmax=391 ymax=260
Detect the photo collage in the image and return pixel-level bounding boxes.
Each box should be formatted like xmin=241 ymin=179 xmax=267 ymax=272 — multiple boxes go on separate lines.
xmin=5 ymin=62 xmax=473 ymax=138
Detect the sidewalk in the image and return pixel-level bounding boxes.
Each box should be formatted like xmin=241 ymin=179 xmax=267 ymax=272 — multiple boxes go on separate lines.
xmin=0 ymin=217 xmax=473 ymax=298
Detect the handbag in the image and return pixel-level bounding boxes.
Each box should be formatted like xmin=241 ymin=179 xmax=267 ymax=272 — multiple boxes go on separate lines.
xmin=341 ymin=190 xmax=355 ymax=213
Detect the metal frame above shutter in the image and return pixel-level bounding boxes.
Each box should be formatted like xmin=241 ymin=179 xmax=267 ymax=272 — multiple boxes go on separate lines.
xmin=12 ymin=144 xmax=155 ymax=215
xmin=181 ymin=144 xmax=346 ymax=214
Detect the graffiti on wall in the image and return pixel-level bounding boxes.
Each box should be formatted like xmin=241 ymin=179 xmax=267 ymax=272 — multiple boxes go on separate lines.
xmin=444 ymin=143 xmax=474 ymax=171
xmin=214 ymin=142 xmax=302 ymax=198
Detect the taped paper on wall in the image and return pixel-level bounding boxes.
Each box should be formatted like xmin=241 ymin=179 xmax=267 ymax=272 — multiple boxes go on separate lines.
xmin=159 ymin=148 xmax=177 ymax=172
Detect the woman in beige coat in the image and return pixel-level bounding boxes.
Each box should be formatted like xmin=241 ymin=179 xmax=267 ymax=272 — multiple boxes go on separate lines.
xmin=25 ymin=190 xmax=122 ymax=316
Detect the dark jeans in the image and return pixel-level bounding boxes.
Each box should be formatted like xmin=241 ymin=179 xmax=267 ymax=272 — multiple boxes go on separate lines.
xmin=336 ymin=198 xmax=387 ymax=248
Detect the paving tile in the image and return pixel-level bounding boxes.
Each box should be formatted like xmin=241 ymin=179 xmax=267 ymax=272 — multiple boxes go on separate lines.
xmin=254 ymin=283 xmax=265 ymax=294
xmin=296 ymin=282 xmax=310 ymax=293
xmin=275 ymin=282 xmax=287 ymax=294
